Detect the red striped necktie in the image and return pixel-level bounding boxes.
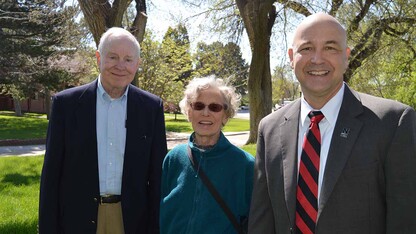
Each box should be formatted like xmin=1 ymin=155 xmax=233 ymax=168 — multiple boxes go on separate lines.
xmin=296 ymin=111 xmax=324 ymax=234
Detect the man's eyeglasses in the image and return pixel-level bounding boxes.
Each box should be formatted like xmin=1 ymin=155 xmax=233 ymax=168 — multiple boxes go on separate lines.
xmin=190 ymin=102 xmax=228 ymax=112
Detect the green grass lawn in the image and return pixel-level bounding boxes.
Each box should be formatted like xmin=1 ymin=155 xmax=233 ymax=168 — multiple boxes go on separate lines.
xmin=165 ymin=113 xmax=250 ymax=132
xmin=240 ymin=144 xmax=256 ymax=156
xmin=0 ymin=111 xmax=250 ymax=140
xmin=0 ymin=111 xmax=48 ymax=140
xmin=0 ymin=156 xmax=43 ymax=234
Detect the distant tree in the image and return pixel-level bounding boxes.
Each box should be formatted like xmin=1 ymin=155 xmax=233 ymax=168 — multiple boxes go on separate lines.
xmin=222 ymin=42 xmax=249 ymax=96
xmin=193 ymin=41 xmax=223 ymax=78
xmin=138 ymin=25 xmax=193 ymax=116
xmin=0 ymin=0 xmax=82 ymax=116
xmin=271 ymin=65 xmax=299 ymax=107
xmin=193 ymin=41 xmax=249 ymax=97
xmin=160 ymin=24 xmax=193 ymax=116
xmin=137 ymin=31 xmax=165 ymax=95
xmin=162 ymin=24 xmax=193 ymax=84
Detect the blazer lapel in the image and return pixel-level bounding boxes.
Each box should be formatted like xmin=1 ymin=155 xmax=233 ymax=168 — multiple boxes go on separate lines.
xmin=318 ymin=86 xmax=364 ymax=219
xmin=124 ymin=85 xmax=147 ymax=165
xmin=75 ymin=80 xmax=98 ymax=146
xmin=122 ymin=86 xmax=151 ymax=193
xmin=281 ymin=101 xmax=301 ymax=225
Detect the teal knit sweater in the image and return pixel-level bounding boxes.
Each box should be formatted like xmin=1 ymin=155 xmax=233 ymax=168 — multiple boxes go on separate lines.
xmin=160 ymin=132 xmax=254 ymax=234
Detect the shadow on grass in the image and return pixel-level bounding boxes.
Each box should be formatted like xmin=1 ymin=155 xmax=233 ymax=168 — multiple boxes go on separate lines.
xmin=0 ymin=111 xmax=44 ymax=118
xmin=0 ymin=220 xmax=38 ymax=234
xmin=0 ymin=116 xmax=48 ymax=139
xmin=1 ymin=173 xmax=40 ymax=187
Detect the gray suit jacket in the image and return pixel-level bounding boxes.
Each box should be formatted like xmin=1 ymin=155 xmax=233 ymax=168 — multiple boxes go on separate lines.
xmin=248 ymin=86 xmax=416 ymax=234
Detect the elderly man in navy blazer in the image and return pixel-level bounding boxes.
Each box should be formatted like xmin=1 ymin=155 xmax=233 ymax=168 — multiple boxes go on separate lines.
xmin=248 ymin=13 xmax=416 ymax=234
xmin=39 ymin=27 xmax=167 ymax=234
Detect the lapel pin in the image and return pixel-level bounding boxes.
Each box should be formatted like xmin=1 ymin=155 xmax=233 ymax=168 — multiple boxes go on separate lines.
xmin=340 ymin=128 xmax=350 ymax=138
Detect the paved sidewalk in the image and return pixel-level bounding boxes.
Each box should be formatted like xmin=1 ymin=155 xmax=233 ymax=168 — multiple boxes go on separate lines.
xmin=0 ymin=131 xmax=250 ymax=157
xmin=0 ymin=144 xmax=46 ymax=157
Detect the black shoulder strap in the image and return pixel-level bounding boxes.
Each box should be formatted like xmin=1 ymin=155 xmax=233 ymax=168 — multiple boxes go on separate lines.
xmin=187 ymin=146 xmax=243 ymax=234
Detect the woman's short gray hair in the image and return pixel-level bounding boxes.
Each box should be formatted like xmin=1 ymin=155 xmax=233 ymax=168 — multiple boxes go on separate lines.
xmin=98 ymin=27 xmax=141 ymax=58
xmin=179 ymin=76 xmax=241 ymax=120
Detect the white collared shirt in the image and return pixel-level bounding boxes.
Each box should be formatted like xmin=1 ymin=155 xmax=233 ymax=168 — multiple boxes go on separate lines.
xmin=298 ymin=83 xmax=345 ymax=205
xmin=96 ymin=76 xmax=128 ymax=195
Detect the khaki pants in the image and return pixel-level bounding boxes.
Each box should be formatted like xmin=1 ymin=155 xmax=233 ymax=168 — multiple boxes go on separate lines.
xmin=96 ymin=202 xmax=124 ymax=234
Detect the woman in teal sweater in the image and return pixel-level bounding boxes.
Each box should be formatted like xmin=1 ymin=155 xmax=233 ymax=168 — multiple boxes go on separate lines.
xmin=160 ymin=76 xmax=254 ymax=234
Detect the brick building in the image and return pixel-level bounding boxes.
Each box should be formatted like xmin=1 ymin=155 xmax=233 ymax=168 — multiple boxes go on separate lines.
xmin=0 ymin=93 xmax=48 ymax=114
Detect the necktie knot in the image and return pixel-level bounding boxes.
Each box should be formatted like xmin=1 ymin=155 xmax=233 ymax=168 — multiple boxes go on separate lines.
xmin=308 ymin=111 xmax=324 ymax=124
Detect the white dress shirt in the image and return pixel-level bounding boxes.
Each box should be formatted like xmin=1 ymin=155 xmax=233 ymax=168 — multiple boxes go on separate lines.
xmin=96 ymin=76 xmax=128 ymax=195
xmin=298 ymin=83 xmax=345 ymax=205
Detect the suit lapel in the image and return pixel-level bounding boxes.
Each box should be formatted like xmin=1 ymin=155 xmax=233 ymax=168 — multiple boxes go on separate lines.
xmin=318 ymin=86 xmax=364 ymax=219
xmin=281 ymin=101 xmax=301 ymax=225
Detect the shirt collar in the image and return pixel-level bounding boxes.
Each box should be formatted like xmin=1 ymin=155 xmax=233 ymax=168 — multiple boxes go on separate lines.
xmin=97 ymin=75 xmax=129 ymax=101
xmin=300 ymin=82 xmax=345 ymax=127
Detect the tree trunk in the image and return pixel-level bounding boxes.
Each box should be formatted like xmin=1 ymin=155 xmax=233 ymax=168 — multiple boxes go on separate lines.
xmin=236 ymin=0 xmax=276 ymax=144
xmin=13 ymin=96 xmax=22 ymax=117
xmin=45 ymin=88 xmax=51 ymax=120
xmin=77 ymin=0 xmax=145 ymax=47
xmin=131 ymin=0 xmax=148 ymax=43
xmin=77 ymin=0 xmax=111 ymax=47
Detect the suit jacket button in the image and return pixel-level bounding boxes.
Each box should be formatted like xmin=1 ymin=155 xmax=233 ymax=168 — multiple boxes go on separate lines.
xmin=94 ymin=197 xmax=98 ymax=202
xmin=91 ymin=220 xmax=96 ymax=224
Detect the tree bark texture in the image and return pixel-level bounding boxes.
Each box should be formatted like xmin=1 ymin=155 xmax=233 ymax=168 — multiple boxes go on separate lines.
xmin=12 ymin=96 xmax=22 ymax=117
xmin=45 ymin=89 xmax=51 ymax=120
xmin=236 ymin=0 xmax=276 ymax=144
xmin=77 ymin=0 xmax=147 ymax=47
xmin=131 ymin=0 xmax=148 ymax=43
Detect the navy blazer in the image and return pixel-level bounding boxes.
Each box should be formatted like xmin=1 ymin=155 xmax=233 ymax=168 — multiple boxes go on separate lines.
xmin=39 ymin=80 xmax=167 ymax=233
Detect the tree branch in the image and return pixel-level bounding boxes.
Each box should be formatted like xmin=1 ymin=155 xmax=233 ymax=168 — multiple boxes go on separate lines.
xmin=329 ymin=0 xmax=343 ymax=16
xmin=347 ymin=0 xmax=375 ymax=33
xmin=275 ymin=0 xmax=311 ymax=17
xmin=346 ymin=16 xmax=416 ymax=81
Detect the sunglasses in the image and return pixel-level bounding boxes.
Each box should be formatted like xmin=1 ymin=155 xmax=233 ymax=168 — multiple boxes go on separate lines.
xmin=190 ymin=102 xmax=228 ymax=112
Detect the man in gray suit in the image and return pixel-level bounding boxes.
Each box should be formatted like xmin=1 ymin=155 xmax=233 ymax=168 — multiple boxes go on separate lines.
xmin=248 ymin=12 xmax=416 ymax=234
